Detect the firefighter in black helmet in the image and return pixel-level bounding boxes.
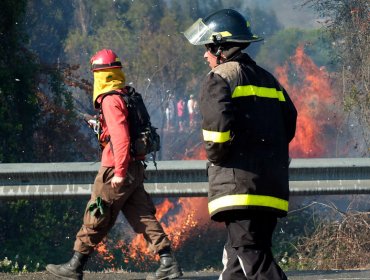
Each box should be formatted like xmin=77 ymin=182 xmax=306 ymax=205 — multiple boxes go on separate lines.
xmin=184 ymin=9 xmax=297 ymax=280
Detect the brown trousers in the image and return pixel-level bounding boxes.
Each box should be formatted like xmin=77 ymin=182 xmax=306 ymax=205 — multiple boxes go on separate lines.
xmin=74 ymin=161 xmax=171 ymax=255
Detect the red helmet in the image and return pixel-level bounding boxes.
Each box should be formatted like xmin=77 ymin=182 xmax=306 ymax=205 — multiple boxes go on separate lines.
xmin=90 ymin=49 xmax=122 ymax=71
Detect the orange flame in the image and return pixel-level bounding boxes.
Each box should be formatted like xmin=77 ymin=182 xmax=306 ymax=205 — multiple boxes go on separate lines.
xmin=126 ymin=197 xmax=209 ymax=263
xmin=275 ymin=45 xmax=339 ymax=157
xmin=183 ymin=142 xmax=207 ymax=160
xmin=96 ymin=239 xmax=115 ymax=268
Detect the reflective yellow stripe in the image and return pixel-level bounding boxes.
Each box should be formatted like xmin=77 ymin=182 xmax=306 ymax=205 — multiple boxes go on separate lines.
xmin=208 ymin=194 xmax=288 ymax=214
xmin=203 ymin=129 xmax=230 ymax=143
xmin=219 ymin=31 xmax=232 ymax=37
xmin=232 ymin=85 xmax=286 ymax=101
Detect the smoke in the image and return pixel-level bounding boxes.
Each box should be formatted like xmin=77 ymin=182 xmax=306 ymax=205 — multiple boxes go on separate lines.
xmin=240 ymin=0 xmax=320 ymax=29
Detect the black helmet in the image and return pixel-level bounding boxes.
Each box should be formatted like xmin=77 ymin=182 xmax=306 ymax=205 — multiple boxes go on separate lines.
xmin=184 ymin=9 xmax=262 ymax=45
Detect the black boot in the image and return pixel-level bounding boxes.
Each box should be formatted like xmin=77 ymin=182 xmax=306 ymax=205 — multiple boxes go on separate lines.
xmin=146 ymin=249 xmax=183 ymax=280
xmin=46 ymin=251 xmax=89 ymax=280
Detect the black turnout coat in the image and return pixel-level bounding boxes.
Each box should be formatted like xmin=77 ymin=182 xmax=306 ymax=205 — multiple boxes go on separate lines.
xmin=200 ymin=53 xmax=297 ymax=222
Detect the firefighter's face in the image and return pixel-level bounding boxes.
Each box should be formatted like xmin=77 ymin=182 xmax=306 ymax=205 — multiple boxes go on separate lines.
xmin=204 ymin=50 xmax=218 ymax=69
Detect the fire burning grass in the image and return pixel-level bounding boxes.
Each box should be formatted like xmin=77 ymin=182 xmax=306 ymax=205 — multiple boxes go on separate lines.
xmin=126 ymin=197 xmax=209 ymax=262
xmin=276 ymin=45 xmax=342 ymax=158
xmin=93 ymin=197 xmax=218 ymax=271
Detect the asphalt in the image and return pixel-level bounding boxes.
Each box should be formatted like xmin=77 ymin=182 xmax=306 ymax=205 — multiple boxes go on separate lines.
xmin=1 ymin=270 xmax=370 ymax=279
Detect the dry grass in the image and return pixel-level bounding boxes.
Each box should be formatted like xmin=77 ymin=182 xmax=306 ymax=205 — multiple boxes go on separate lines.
xmin=288 ymin=201 xmax=370 ymax=270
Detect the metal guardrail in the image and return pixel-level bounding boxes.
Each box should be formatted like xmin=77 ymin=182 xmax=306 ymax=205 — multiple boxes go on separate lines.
xmin=0 ymin=158 xmax=370 ymax=199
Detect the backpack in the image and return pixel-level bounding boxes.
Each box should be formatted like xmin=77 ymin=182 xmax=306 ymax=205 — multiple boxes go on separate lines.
xmin=121 ymin=86 xmax=160 ymax=158
xmin=100 ymin=86 xmax=160 ymax=161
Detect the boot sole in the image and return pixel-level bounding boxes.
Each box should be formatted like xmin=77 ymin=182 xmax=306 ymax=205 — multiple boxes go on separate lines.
xmin=147 ymin=270 xmax=183 ymax=280
xmin=168 ymin=271 xmax=183 ymax=279
xmin=161 ymin=271 xmax=183 ymax=280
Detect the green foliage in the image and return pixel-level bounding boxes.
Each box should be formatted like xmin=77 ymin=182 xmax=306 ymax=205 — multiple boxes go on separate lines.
xmin=0 ymin=257 xmax=32 ymax=273
xmin=62 ymin=1 xmax=286 ymax=156
xmin=0 ymin=198 xmax=86 ymax=272
xmin=304 ymin=0 xmax=369 ymax=155
xmin=241 ymin=5 xmax=284 ymax=58
xmin=25 ymin=0 xmax=75 ymax=62
xmin=0 ymin=0 xmax=40 ymax=163
xmin=63 ymin=0 xmax=210 ymax=151
xmin=0 ymin=0 xmax=94 ymax=163
xmin=256 ymin=28 xmax=333 ymax=73
xmin=32 ymin=67 xmax=95 ymax=162
xmin=274 ymin=208 xmax=316 ymax=270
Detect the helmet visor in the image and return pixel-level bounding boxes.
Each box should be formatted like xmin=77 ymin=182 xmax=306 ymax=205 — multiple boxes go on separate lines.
xmin=184 ymin=18 xmax=215 ymax=45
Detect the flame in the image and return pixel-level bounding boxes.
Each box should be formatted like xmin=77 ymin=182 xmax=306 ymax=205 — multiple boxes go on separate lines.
xmin=96 ymin=239 xmax=115 ymax=268
xmin=275 ymin=45 xmax=339 ymax=157
xmin=126 ymin=197 xmax=209 ymax=264
xmin=183 ymin=142 xmax=207 ymax=160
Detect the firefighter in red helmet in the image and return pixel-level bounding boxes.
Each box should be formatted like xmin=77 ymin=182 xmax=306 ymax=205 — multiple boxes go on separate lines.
xmin=184 ymin=9 xmax=297 ymax=280
xmin=46 ymin=49 xmax=182 ymax=280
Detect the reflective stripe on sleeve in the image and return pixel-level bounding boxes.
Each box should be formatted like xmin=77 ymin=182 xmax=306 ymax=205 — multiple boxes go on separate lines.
xmin=203 ymin=129 xmax=231 ymax=143
xmin=208 ymin=194 xmax=288 ymax=214
xmin=232 ymin=85 xmax=286 ymax=101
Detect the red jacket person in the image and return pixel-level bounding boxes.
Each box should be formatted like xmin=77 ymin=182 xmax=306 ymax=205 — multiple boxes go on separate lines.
xmin=46 ymin=49 xmax=182 ymax=280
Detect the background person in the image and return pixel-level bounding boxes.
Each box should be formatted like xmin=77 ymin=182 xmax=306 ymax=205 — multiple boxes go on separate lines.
xmin=177 ymin=97 xmax=185 ymax=131
xmin=187 ymin=94 xmax=195 ymax=128
xmin=165 ymin=94 xmax=175 ymax=131
xmin=184 ymin=9 xmax=297 ymax=280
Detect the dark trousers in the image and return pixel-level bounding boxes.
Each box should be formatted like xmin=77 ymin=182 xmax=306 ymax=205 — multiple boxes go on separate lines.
xmin=219 ymin=213 xmax=287 ymax=280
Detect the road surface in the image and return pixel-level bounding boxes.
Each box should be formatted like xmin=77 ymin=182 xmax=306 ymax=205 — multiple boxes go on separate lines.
xmin=1 ymin=270 xmax=370 ymax=279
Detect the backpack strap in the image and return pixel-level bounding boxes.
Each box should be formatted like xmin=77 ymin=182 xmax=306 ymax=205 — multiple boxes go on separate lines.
xmin=99 ymin=90 xmax=124 ymax=156
xmin=98 ymin=88 xmax=137 ymax=159
xmin=99 ymin=87 xmax=159 ymax=169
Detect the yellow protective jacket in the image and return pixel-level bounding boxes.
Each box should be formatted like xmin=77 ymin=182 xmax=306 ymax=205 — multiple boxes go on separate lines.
xmin=200 ymin=53 xmax=297 ymax=221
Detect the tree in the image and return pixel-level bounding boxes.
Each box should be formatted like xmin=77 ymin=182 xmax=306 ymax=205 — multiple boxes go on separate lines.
xmin=256 ymin=28 xmax=333 ymax=72
xmin=0 ymin=0 xmax=40 ymax=163
xmin=33 ymin=66 xmax=97 ymax=162
xmin=303 ymin=0 xmax=369 ymax=156
xmin=25 ymin=0 xmax=75 ymax=63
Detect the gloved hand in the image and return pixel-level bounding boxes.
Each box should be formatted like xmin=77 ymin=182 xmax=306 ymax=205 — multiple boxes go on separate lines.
xmin=111 ymin=176 xmax=125 ymax=188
